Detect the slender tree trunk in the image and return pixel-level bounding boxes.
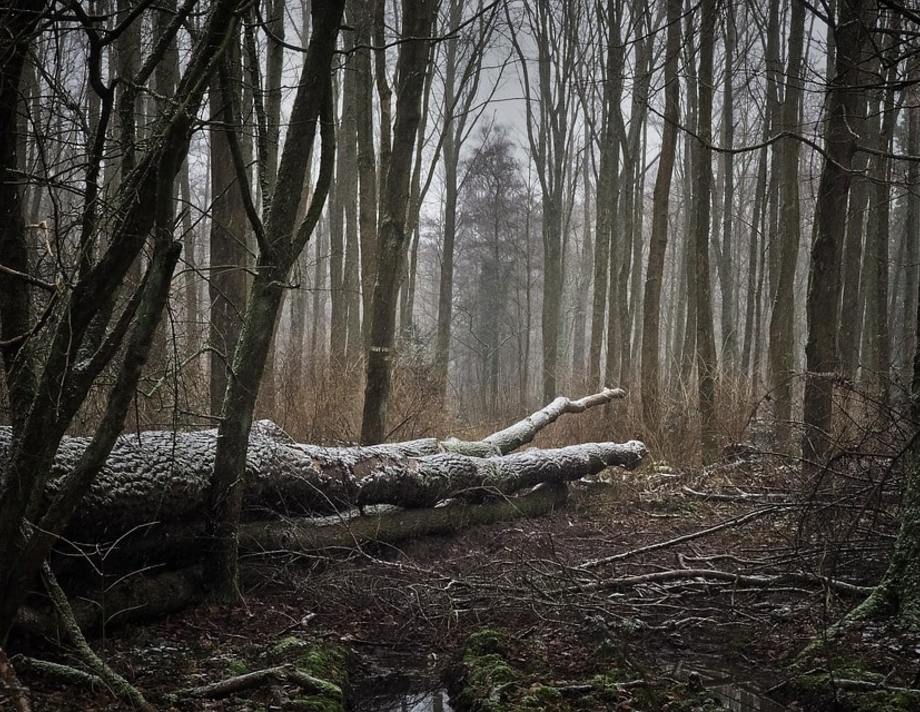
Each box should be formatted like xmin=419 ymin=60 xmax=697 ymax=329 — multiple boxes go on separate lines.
xmin=180 ymin=162 xmax=201 ymax=368
xmin=341 ymin=23 xmax=362 ymax=360
xmin=310 ymin=218 xmax=328 ymax=365
xmin=353 ymin=0 xmax=376 ymax=349
xmin=208 ymin=38 xmax=249 ymax=416
xmin=589 ymin=3 xmax=622 ymax=388
xmin=360 ymin=0 xmax=437 ymax=444
xmin=640 ymin=0 xmax=681 ymax=426
xmin=693 ymin=0 xmax=718 ymax=461
xmin=327 ymin=73 xmax=346 ymax=361
xmin=802 ymin=0 xmax=874 ymax=467
xmin=678 ymin=5 xmax=698 ymax=388
xmin=903 ymin=66 xmax=920 ymax=378
xmin=719 ymin=5 xmax=737 ymax=370
xmin=766 ymin=0 xmax=805 ymax=446
xmin=838 ymin=55 xmax=878 ymax=379
xmin=741 ymin=141 xmax=769 ymax=383
xmin=205 ymin=0 xmax=343 ymax=599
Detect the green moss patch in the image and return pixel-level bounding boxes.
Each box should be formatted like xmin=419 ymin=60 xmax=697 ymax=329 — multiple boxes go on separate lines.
xmin=780 ymin=670 xmax=920 ymax=712
xmin=270 ymin=636 xmax=350 ymax=711
xmin=449 ymin=628 xmax=744 ymax=711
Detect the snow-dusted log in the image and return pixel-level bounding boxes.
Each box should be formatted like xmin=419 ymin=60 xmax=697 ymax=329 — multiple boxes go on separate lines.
xmin=0 ymin=389 xmax=642 ymax=541
xmin=470 ymin=386 xmax=626 ymax=455
xmin=303 ymin=385 xmax=627 ymax=458
xmin=36 ymin=422 xmax=643 ymax=540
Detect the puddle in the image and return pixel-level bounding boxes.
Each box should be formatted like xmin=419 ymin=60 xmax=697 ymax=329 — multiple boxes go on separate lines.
xmin=668 ymin=661 xmax=788 ymax=711
xmin=359 ymin=687 xmax=453 ymax=712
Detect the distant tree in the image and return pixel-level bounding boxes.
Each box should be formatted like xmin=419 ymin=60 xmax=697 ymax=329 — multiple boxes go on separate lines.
xmin=640 ymin=0 xmax=681 ymax=427
xmin=766 ymin=0 xmax=805 ymax=446
xmin=693 ymin=0 xmax=719 ymax=460
xmin=456 ymin=126 xmax=526 ymax=416
xmin=507 ymin=0 xmax=581 ymax=403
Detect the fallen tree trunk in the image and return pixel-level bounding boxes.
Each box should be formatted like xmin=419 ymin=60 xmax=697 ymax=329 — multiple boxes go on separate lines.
xmin=1 ymin=388 xmax=641 ymax=541
xmin=26 ymin=484 xmax=570 ymax=636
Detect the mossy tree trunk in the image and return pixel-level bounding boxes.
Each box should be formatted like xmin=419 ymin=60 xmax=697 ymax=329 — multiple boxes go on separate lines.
xmin=205 ymin=0 xmax=344 ymax=601
xmin=849 ymin=463 xmax=920 ymax=628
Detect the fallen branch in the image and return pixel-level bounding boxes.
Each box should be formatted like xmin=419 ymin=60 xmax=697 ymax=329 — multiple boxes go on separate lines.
xmin=178 ymin=663 xmax=341 ymax=700
xmin=555 ymin=568 xmax=874 ymax=597
xmin=243 ymin=482 xmax=569 ymax=554
xmin=681 ymin=486 xmax=794 ymax=504
xmin=41 ymin=563 xmax=154 ymax=711
xmin=577 ymin=507 xmax=779 ymax=570
xmin=458 ymin=386 xmax=627 ymax=455
xmin=11 ymin=656 xmax=104 ymax=691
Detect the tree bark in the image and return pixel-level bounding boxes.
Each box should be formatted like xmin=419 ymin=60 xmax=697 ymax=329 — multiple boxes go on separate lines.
xmin=863 ymin=46 xmax=898 ymax=402
xmin=718 ymin=4 xmax=737 ymax=370
xmin=640 ymin=0 xmax=681 ymax=426
xmin=0 ymin=0 xmax=244 ymax=645
xmin=360 ymin=0 xmax=437 ymax=444
xmin=693 ymin=0 xmax=718 ymax=460
xmin=588 ymin=0 xmax=622 ymax=389
xmin=5 ymin=389 xmax=638 ymax=547
xmin=205 ymin=0 xmax=344 ymax=600
xmin=766 ymin=0 xmax=805 ymax=447
xmin=803 ymin=0 xmax=874 ymax=466
xmin=208 ymin=37 xmax=249 ymax=416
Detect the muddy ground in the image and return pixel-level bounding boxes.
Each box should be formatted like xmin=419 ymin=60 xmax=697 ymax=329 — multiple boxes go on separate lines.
xmin=8 ymin=452 xmax=919 ymax=710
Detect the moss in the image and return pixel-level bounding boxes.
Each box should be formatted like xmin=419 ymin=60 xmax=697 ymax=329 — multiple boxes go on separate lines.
xmin=464 ymin=629 xmax=508 ymax=658
xmin=226 ymin=658 xmax=248 ymax=676
xmin=660 ymin=684 xmax=727 ymax=711
xmin=271 ymin=636 xmax=350 ymax=712
xmin=781 ymin=668 xmax=920 ymax=712
xmin=518 ymin=683 xmax=565 ymax=708
xmin=852 ymin=690 xmax=920 ymax=712
xmin=282 ymin=698 xmax=345 ymax=712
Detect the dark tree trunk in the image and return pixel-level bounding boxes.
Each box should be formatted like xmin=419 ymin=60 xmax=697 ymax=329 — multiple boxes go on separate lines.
xmin=208 ymin=37 xmax=249 ymax=416
xmin=205 ymin=0 xmax=344 ymax=600
xmin=802 ymin=0 xmax=874 ymax=466
xmin=360 ymin=0 xmax=437 ymax=444
xmin=694 ymin=0 xmax=718 ymax=460
xmin=640 ymin=0 xmax=681 ymax=426
xmin=766 ymin=0 xmax=805 ymax=446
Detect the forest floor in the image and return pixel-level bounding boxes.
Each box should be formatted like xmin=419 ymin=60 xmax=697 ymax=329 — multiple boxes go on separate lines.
xmin=12 ymin=449 xmax=920 ymax=711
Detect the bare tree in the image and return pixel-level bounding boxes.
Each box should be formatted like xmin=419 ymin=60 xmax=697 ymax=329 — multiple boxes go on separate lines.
xmin=507 ymin=0 xmax=581 ymax=402
xmin=205 ymin=0 xmax=344 ymax=599
xmin=802 ymin=0 xmax=875 ymax=466
xmin=640 ymin=0 xmax=682 ymax=426
xmin=0 ymin=0 xmax=244 ymax=643
xmin=360 ymin=0 xmax=438 ymax=444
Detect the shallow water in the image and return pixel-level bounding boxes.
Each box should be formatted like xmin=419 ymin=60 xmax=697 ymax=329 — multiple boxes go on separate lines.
xmin=668 ymin=660 xmax=789 ymax=711
xmin=359 ymin=687 xmax=453 ymax=712
xmin=356 ymin=659 xmax=786 ymax=711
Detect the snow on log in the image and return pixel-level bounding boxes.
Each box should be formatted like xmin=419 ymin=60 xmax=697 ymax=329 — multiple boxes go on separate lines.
xmin=0 ymin=388 xmax=644 ymax=541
